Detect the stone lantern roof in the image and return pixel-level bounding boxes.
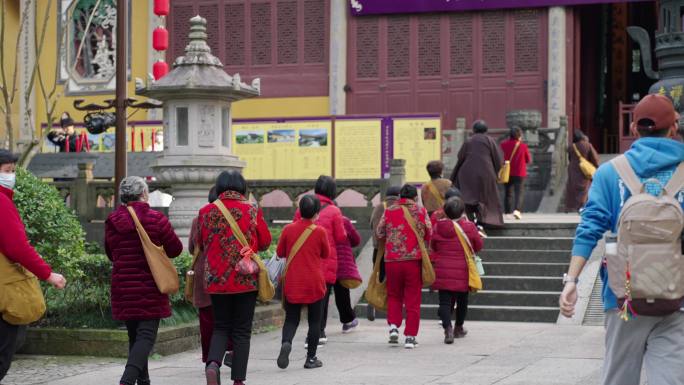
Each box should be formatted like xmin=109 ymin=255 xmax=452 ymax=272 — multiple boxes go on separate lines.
xmin=139 ymin=15 xmax=260 ymax=102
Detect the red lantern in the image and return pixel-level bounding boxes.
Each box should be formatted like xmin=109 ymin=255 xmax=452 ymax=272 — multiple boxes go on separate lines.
xmin=153 ymin=26 xmax=169 ymax=51
xmin=154 ymin=0 xmax=170 ymax=16
xmin=153 ymin=60 xmax=169 ymax=80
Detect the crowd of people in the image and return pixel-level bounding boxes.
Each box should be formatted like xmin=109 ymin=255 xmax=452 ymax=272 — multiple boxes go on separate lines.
xmin=5 ymin=94 xmax=684 ymax=385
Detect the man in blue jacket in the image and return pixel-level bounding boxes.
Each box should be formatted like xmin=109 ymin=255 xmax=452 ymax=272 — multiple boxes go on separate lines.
xmin=560 ymin=94 xmax=684 ymax=385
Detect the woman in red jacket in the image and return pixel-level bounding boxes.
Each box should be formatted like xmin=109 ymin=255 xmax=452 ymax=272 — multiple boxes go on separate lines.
xmin=430 ymin=197 xmax=483 ymax=344
xmin=376 ymin=184 xmax=431 ymax=349
xmin=105 ymin=176 xmax=183 ymax=385
xmin=499 ymin=127 xmax=531 ymax=220
xmin=276 ymin=195 xmax=330 ymax=370
xmin=198 ymin=171 xmax=271 ymax=385
xmin=293 ymin=175 xmax=346 ymax=344
xmin=334 ymin=216 xmax=363 ymax=333
xmin=0 ymin=149 xmax=66 ymax=383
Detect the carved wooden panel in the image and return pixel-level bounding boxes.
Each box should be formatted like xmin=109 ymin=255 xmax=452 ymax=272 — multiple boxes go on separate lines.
xmin=450 ymin=14 xmax=473 ymax=75
xmin=251 ymin=2 xmax=272 ymax=65
xmin=224 ymin=3 xmax=245 ymax=66
xmin=356 ymin=18 xmax=379 ymax=78
xmin=418 ymin=15 xmax=441 ymax=77
xmin=514 ymin=9 xmax=539 ymax=72
xmin=304 ymin=0 xmax=325 ymax=63
xmin=387 ymin=16 xmax=410 ymax=78
xmin=277 ymin=1 xmax=298 ymax=64
xmin=171 ymin=5 xmax=194 ymax=61
xmin=482 ymin=11 xmax=506 ymax=74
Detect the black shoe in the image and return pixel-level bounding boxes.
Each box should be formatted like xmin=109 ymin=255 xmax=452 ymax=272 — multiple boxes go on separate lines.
xmin=277 ymin=342 xmax=292 ymax=369
xmin=137 ymin=380 xmax=151 ymax=385
xmin=223 ymin=351 xmax=233 ymax=368
xmin=205 ymin=362 xmax=221 ymax=385
xmin=404 ymin=336 xmax=418 ymax=349
xmin=304 ymin=356 xmax=323 ymax=369
xmin=367 ymin=304 xmax=376 ymax=321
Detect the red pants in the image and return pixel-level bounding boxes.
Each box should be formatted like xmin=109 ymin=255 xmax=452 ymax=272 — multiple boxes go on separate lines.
xmin=385 ymin=260 xmax=422 ymax=337
xmin=199 ymin=306 xmax=233 ymax=363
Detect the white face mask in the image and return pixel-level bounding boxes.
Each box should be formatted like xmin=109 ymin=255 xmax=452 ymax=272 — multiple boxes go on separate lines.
xmin=0 ymin=172 xmax=16 ymax=190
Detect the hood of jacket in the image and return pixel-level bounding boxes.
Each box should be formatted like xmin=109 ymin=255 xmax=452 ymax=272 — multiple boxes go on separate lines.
xmin=625 ymin=137 xmax=684 ymax=177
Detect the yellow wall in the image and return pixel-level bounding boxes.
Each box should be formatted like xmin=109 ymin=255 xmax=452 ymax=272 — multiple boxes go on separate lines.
xmin=233 ymin=96 xmax=330 ymax=119
xmin=0 ymin=0 xmax=21 ymax=142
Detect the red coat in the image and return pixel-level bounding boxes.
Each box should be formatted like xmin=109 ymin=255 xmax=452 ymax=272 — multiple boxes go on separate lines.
xmin=430 ymin=208 xmax=446 ymax=228
xmin=430 ymin=218 xmax=483 ymax=292
xmin=197 ymin=191 xmax=271 ymax=294
xmin=500 ymin=138 xmax=531 ymax=177
xmin=293 ymin=194 xmax=346 ymax=284
xmin=376 ymin=199 xmax=431 ymax=263
xmin=105 ymin=202 xmax=183 ymax=321
xmin=335 ymin=217 xmax=362 ymax=282
xmin=276 ymin=219 xmax=329 ymax=304
xmin=0 ymin=186 xmax=52 ymax=280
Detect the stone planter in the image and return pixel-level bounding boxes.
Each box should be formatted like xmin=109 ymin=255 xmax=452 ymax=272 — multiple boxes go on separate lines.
xmin=18 ymin=304 xmax=284 ymax=358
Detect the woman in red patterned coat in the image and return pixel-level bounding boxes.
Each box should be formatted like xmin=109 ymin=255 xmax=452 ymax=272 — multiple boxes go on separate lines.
xmin=105 ymin=176 xmax=183 ymax=385
xmin=198 ymin=171 xmax=272 ymax=385
xmin=376 ymin=184 xmax=431 ymax=349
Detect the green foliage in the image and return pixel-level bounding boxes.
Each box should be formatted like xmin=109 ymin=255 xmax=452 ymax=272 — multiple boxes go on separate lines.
xmin=40 ymin=253 xmax=198 ymax=329
xmin=13 ymin=168 xmax=86 ymax=280
xmin=258 ymin=226 xmax=282 ymax=261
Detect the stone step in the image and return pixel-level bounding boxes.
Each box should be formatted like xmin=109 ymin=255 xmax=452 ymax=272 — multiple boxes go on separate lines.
xmin=417 ymin=289 xmax=561 ymax=308
xmin=481 ymin=276 xmax=563 ymax=291
xmin=486 ymin=223 xmax=577 ymax=238
xmin=484 ymin=236 xmax=574 ymax=251
xmin=354 ymin=304 xmax=560 ymax=323
xmin=482 ymin=262 xmax=568 ymax=277
xmin=478 ymin=249 xmax=570 ymax=263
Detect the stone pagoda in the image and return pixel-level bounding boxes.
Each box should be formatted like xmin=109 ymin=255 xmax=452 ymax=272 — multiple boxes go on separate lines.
xmin=138 ymin=15 xmax=260 ymax=242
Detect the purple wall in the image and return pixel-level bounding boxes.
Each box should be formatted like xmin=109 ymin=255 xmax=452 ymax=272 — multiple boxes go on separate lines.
xmin=350 ymin=0 xmax=650 ymax=16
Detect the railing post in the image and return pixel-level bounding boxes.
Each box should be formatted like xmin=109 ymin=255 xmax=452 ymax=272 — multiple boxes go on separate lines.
xmin=73 ymin=162 xmax=95 ymax=222
xmin=389 ymin=159 xmax=406 ymax=188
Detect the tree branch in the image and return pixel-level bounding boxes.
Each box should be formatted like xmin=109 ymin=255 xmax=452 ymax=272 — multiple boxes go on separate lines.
xmin=10 ymin=0 xmax=32 ymax=105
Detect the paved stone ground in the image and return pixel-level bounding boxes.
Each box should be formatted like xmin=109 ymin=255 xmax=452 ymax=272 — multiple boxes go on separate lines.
xmin=3 ymin=321 xmax=618 ymax=385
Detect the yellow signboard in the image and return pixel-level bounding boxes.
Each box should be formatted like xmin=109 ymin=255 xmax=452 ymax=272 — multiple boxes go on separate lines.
xmin=334 ymin=119 xmax=382 ymax=179
xmin=233 ymin=120 xmax=332 ymax=180
xmin=393 ymin=118 xmax=441 ymax=182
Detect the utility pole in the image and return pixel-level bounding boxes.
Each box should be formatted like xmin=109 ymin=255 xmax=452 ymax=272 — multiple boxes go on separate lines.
xmin=114 ymin=0 xmax=128 ymax=205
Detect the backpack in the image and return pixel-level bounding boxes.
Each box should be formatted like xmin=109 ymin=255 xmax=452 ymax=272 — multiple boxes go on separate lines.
xmin=610 ymin=155 xmax=684 ymax=317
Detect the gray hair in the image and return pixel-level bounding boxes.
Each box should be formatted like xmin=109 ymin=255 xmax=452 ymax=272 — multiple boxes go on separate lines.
xmin=119 ymin=176 xmax=149 ymax=204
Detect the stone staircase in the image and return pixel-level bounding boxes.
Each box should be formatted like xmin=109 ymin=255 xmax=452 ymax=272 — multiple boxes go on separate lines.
xmin=355 ymin=220 xmax=577 ymax=323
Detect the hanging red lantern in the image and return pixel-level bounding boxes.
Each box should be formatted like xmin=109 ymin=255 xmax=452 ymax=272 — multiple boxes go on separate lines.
xmin=153 ymin=0 xmax=170 ymax=16
xmin=153 ymin=60 xmax=169 ymax=80
xmin=153 ymin=26 xmax=169 ymax=51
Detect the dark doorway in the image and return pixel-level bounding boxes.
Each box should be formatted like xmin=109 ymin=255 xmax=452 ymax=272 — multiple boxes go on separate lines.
xmin=576 ymin=2 xmax=657 ymax=154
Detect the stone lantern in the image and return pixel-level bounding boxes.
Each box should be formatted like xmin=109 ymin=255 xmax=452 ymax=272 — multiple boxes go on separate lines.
xmin=138 ymin=15 xmax=260 ymax=242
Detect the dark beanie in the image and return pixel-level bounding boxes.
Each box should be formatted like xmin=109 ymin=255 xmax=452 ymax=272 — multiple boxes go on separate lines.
xmin=0 ymin=149 xmax=18 ymax=165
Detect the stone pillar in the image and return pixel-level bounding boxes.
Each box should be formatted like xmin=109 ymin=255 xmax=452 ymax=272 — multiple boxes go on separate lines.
xmin=18 ymin=0 xmax=36 ymax=151
xmin=329 ymin=0 xmax=348 ymax=115
xmin=547 ymin=6 xmax=567 ymax=128
xmin=389 ymin=159 xmax=406 ymax=188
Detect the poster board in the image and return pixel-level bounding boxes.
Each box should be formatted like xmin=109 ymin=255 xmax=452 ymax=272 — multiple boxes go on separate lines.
xmin=233 ymin=120 xmax=332 ymax=180
xmin=334 ymin=118 xmax=383 ymax=179
xmin=392 ymin=117 xmax=442 ymax=182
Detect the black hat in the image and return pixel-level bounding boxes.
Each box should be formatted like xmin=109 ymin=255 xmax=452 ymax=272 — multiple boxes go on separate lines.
xmin=386 ymin=186 xmax=401 ymax=197
xmin=0 ymin=149 xmax=19 ymax=165
xmin=60 ymin=112 xmax=74 ymax=128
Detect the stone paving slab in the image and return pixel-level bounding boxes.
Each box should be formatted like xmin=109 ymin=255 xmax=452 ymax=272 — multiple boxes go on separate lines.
xmin=3 ymin=321 xmax=620 ymax=385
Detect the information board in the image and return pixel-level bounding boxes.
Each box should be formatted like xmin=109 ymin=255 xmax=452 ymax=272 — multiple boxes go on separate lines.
xmin=393 ymin=117 xmax=442 ymax=182
xmin=233 ymin=120 xmax=332 ymax=180
xmin=334 ymin=119 xmax=383 ymax=179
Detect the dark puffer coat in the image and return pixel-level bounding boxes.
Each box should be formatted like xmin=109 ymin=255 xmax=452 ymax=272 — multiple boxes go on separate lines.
xmin=430 ymin=218 xmax=483 ymax=292
xmin=105 ymin=202 xmax=183 ymax=321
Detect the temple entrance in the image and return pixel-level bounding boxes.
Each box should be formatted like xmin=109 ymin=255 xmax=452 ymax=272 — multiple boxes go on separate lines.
xmin=574 ymin=2 xmax=656 ymax=153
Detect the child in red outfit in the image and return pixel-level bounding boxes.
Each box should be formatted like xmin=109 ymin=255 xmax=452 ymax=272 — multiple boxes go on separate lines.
xmin=430 ymin=197 xmax=483 ymax=344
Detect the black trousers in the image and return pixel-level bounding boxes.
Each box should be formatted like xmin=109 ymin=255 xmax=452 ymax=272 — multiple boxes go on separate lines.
xmin=333 ymin=282 xmax=357 ymax=324
xmin=0 ymin=317 xmax=25 ymax=382
xmin=282 ymin=298 xmax=325 ymax=358
xmin=372 ymin=248 xmax=386 ymax=282
xmin=320 ymin=284 xmax=333 ymax=333
xmin=504 ymin=176 xmax=526 ymax=213
xmin=208 ymin=292 xmax=257 ymax=382
xmin=438 ymin=290 xmax=469 ymax=329
xmin=120 ymin=319 xmax=160 ymax=385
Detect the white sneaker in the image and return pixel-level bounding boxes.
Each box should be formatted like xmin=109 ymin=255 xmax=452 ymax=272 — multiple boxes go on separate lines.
xmin=388 ymin=326 xmax=399 ymax=344
xmin=404 ymin=336 xmax=418 ymax=349
xmin=513 ymin=210 xmax=522 ymax=220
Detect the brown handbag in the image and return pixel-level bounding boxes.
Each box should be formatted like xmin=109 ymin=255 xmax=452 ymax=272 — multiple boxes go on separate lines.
xmin=401 ymin=206 xmax=436 ymax=287
xmin=365 ymin=241 xmax=388 ymax=311
xmin=0 ymin=252 xmax=46 ymax=325
xmin=127 ymin=206 xmax=180 ymax=295
xmin=184 ymin=245 xmax=201 ymax=303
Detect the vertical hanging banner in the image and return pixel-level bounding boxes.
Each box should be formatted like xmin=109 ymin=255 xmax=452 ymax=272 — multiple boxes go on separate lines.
xmin=392 ymin=116 xmax=442 ymax=182
xmin=334 ymin=118 xmax=383 ymax=179
xmin=233 ymin=120 xmax=333 ymax=180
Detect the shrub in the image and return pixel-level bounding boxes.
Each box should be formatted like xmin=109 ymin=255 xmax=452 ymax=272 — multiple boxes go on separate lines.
xmin=13 ymin=168 xmax=86 ymax=279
